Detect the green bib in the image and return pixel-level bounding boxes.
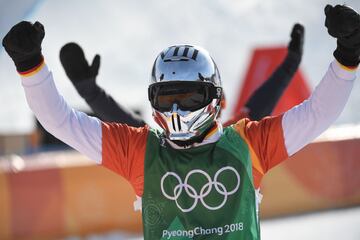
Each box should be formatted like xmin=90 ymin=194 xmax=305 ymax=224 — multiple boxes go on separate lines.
xmin=142 ymin=127 xmax=260 ymax=240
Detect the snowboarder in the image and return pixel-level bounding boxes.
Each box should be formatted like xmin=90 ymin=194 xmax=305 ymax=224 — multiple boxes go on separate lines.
xmin=2 ymin=4 xmax=359 ymax=239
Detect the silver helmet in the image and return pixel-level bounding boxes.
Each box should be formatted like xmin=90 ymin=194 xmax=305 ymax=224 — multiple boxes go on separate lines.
xmin=148 ymin=45 xmax=223 ymax=141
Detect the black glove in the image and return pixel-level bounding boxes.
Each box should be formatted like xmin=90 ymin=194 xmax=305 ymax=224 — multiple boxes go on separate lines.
xmin=60 ymin=42 xmax=101 ymax=100
xmin=325 ymin=4 xmax=360 ymax=67
xmin=60 ymin=42 xmax=100 ymax=82
xmin=2 ymin=21 xmax=44 ymax=72
xmin=288 ymin=23 xmax=305 ymax=56
xmin=282 ymin=23 xmax=304 ymax=74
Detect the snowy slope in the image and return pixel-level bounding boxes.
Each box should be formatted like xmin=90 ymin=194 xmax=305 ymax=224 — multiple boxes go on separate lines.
xmin=63 ymin=207 xmax=360 ymax=240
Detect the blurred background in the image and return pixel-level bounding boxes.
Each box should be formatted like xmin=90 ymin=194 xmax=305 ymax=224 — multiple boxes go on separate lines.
xmin=0 ymin=0 xmax=360 ymax=239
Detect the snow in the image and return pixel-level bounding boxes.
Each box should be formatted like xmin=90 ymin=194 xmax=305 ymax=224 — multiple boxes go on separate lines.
xmin=62 ymin=207 xmax=360 ymax=240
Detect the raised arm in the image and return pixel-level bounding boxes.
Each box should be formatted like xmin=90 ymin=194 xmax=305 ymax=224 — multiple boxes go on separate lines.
xmin=245 ymin=23 xmax=304 ymax=120
xmin=59 ymin=43 xmax=146 ymax=127
xmin=2 ymin=22 xmax=149 ymax=196
xmin=238 ymin=59 xmax=355 ymax=178
xmin=234 ymin=5 xmax=359 ymax=186
xmin=283 ymin=60 xmax=354 ymax=156
xmin=1 ymin=21 xmax=145 ymax=160
xmin=2 ymin=21 xmax=103 ymax=162
xmin=283 ymin=4 xmax=360 ymax=155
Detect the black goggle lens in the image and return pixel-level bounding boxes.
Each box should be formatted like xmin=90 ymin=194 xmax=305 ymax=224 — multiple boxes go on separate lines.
xmin=149 ymin=82 xmax=221 ymax=112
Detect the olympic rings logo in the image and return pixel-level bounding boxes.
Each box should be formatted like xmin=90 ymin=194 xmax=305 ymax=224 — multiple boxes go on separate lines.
xmin=160 ymin=166 xmax=240 ymax=212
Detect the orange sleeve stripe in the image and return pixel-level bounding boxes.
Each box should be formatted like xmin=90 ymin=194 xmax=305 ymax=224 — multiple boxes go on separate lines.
xmin=232 ymin=116 xmax=288 ymax=188
xmin=19 ymin=58 xmax=45 ymax=77
xmin=233 ymin=119 xmax=265 ymax=176
xmin=101 ymin=122 xmax=148 ymax=197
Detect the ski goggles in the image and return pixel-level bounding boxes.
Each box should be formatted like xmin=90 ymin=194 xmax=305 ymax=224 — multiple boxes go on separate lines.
xmin=148 ymin=81 xmax=222 ymax=112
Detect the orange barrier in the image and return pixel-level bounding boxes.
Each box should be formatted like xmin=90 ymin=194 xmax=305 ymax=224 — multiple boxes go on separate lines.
xmin=260 ymin=137 xmax=360 ymax=218
xmin=0 ymin=132 xmax=360 ymax=239
xmin=0 ymin=152 xmax=142 ymax=240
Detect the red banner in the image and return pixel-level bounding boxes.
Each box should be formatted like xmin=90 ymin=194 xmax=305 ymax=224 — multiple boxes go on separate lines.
xmin=233 ymin=46 xmax=311 ymax=116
